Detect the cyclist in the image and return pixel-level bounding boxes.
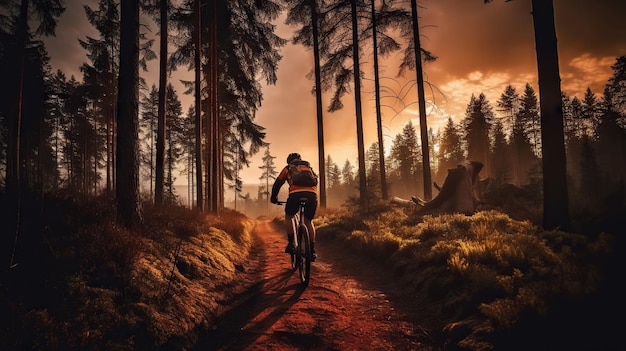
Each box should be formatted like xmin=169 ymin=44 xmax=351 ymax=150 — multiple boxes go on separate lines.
xmin=270 ymin=152 xmax=318 ymax=261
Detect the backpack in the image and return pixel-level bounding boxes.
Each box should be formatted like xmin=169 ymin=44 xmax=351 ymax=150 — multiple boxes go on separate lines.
xmin=287 ymin=159 xmax=318 ymax=186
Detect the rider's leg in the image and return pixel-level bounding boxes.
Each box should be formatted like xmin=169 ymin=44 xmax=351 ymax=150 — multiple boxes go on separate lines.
xmin=284 ymin=213 xmax=295 ymax=253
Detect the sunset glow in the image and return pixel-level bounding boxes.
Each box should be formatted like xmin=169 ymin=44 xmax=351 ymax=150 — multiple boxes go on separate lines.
xmin=42 ymin=0 xmax=626 ymax=187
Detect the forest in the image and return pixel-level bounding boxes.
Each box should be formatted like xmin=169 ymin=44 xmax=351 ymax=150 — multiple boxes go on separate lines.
xmin=0 ymin=0 xmax=625 ymax=349
xmin=0 ymin=0 xmax=625 ymax=224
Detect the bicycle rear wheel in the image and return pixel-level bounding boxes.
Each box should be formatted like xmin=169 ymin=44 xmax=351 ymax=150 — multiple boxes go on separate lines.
xmin=297 ymin=224 xmax=311 ymax=286
xmin=290 ymin=219 xmax=298 ymax=271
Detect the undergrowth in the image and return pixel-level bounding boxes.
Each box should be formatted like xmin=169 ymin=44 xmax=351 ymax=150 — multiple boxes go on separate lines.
xmin=0 ymin=193 xmax=253 ymax=350
xmin=315 ymin=205 xmax=617 ymax=351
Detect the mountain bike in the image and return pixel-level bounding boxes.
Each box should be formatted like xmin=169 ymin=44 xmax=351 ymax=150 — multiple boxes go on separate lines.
xmin=276 ymin=198 xmax=311 ymax=287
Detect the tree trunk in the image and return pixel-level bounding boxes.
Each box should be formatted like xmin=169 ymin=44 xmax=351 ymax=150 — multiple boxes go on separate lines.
xmin=310 ymin=0 xmax=327 ymax=209
xmin=155 ymin=0 xmax=168 ymax=205
xmin=394 ymin=161 xmax=485 ymax=215
xmin=371 ymin=0 xmax=388 ymax=200
xmin=531 ymin=0 xmax=570 ymax=230
xmin=410 ymin=0 xmax=432 ymax=201
xmin=208 ymin=0 xmax=220 ymax=213
xmin=116 ymin=0 xmax=141 ymax=228
xmin=351 ymin=0 xmax=368 ymax=210
xmin=7 ymin=0 xmax=30 ymax=194
xmin=194 ymin=0 xmax=204 ymax=212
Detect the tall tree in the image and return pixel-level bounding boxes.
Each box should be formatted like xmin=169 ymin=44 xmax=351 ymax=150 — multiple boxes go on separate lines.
xmin=171 ymin=0 xmax=284 ymax=212
xmin=340 ymin=158 xmax=357 ymax=197
xmin=310 ymin=0 xmax=327 ymax=208
xmin=206 ymin=0 xmax=218 ymax=213
xmin=193 ymin=0 xmax=202 ymax=212
xmin=370 ymin=0 xmax=387 ymax=200
xmin=285 ymin=0 xmax=328 ymax=208
xmin=490 ymin=120 xmax=509 ymax=183
xmin=435 ymin=117 xmax=465 ymax=183
xmin=3 ymin=0 xmax=64 ymax=268
xmin=409 ymin=0 xmax=431 ymax=201
xmin=533 ymin=0 xmax=571 ymax=230
xmin=485 ymin=0 xmax=570 ymax=230
xmin=325 ymin=155 xmax=341 ymax=189
xmin=80 ymin=0 xmax=121 ymax=193
xmin=139 ymin=84 xmax=159 ymax=195
xmin=154 ymin=0 xmax=170 ymax=205
xmin=595 ymin=57 xmax=626 ymax=198
xmin=510 ymin=103 xmax=537 ymax=186
xmin=365 ymin=141 xmax=381 ymax=196
xmin=5 ymin=0 xmax=65 ymax=194
xmin=164 ymin=83 xmax=184 ymax=204
xmin=518 ymin=83 xmax=541 ymax=156
xmin=581 ymin=88 xmax=600 ymax=138
xmin=350 ymin=0 xmax=367 ymax=209
xmin=604 ymin=56 xmax=626 ymax=112
xmin=496 ymin=84 xmax=520 ymax=138
xmin=463 ymin=93 xmax=494 ymax=176
xmin=258 ymin=145 xmax=278 ymax=212
xmin=116 ymin=0 xmax=141 ymax=228
xmin=388 ymin=120 xmax=420 ymax=197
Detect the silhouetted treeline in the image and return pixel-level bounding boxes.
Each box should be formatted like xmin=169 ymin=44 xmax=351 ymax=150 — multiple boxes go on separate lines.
xmin=319 ymin=61 xmax=626 ymax=216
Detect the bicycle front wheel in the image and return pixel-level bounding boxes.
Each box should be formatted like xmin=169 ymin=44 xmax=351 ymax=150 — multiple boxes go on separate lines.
xmin=297 ymin=224 xmax=311 ymax=286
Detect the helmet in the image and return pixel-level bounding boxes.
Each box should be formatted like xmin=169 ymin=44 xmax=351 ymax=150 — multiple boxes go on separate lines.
xmin=286 ymin=152 xmax=301 ymax=164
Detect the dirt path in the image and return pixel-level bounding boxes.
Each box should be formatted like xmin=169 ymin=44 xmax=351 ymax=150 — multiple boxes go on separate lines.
xmin=193 ymin=218 xmax=435 ymax=351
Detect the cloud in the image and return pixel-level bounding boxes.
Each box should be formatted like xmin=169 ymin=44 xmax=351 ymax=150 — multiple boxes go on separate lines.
xmin=561 ymin=54 xmax=616 ymax=97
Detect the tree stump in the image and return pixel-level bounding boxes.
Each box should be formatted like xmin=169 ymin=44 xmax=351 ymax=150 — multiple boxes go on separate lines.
xmin=392 ymin=160 xmax=485 ymax=215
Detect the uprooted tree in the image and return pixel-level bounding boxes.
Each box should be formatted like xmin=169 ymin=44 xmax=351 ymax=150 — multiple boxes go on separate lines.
xmin=391 ymin=160 xmax=486 ymax=215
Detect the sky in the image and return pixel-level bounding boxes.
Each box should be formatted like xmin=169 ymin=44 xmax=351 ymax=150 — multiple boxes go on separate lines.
xmin=43 ymin=0 xmax=626 ymax=187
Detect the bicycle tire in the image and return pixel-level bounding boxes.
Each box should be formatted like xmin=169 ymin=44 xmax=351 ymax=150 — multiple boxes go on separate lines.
xmin=290 ymin=218 xmax=298 ymax=271
xmin=297 ymin=223 xmax=311 ymax=286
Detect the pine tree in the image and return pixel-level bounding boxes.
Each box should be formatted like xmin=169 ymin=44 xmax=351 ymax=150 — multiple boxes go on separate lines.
xmin=463 ymin=93 xmax=494 ymax=177
xmin=496 ymin=85 xmax=520 ymax=138
xmin=388 ymin=121 xmax=421 ymax=197
xmin=435 ymin=117 xmax=465 ymax=185
xmin=258 ymin=145 xmax=278 ymax=205
xmin=491 ymin=120 xmax=509 ymax=184
xmin=139 ymin=84 xmax=159 ymax=195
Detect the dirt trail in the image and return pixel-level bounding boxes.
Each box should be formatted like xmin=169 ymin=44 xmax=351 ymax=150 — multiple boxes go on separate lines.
xmin=193 ymin=218 xmax=435 ymax=351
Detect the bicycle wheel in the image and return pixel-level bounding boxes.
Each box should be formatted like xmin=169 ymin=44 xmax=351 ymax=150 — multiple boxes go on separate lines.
xmin=290 ymin=219 xmax=298 ymax=271
xmin=297 ymin=223 xmax=311 ymax=286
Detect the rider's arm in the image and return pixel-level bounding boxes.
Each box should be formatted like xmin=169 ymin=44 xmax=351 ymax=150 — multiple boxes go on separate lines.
xmin=270 ymin=167 xmax=288 ymax=201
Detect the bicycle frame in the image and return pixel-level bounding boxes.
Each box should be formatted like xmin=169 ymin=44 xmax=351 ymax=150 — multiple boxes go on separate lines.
xmin=277 ymin=198 xmax=311 ymax=287
xmin=290 ymin=199 xmax=306 ymax=254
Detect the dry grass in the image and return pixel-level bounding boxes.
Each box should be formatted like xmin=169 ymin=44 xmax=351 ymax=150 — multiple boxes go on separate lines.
xmin=0 ymin=194 xmax=254 ymax=350
xmin=0 ymin=189 xmax=620 ymax=350
xmin=315 ymin=206 xmax=617 ymax=350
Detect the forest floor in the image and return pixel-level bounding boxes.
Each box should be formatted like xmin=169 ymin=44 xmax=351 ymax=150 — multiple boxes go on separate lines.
xmin=190 ymin=218 xmax=438 ymax=351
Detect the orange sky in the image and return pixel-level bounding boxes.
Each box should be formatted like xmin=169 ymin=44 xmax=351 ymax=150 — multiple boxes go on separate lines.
xmin=44 ymin=0 xmax=626 ymax=187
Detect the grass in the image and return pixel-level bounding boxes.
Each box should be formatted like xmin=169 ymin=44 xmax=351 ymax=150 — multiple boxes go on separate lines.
xmin=0 ymin=193 xmax=254 ymax=350
xmin=314 ymin=205 xmax=619 ymax=350
xmin=0 ymin=188 xmax=621 ymax=350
